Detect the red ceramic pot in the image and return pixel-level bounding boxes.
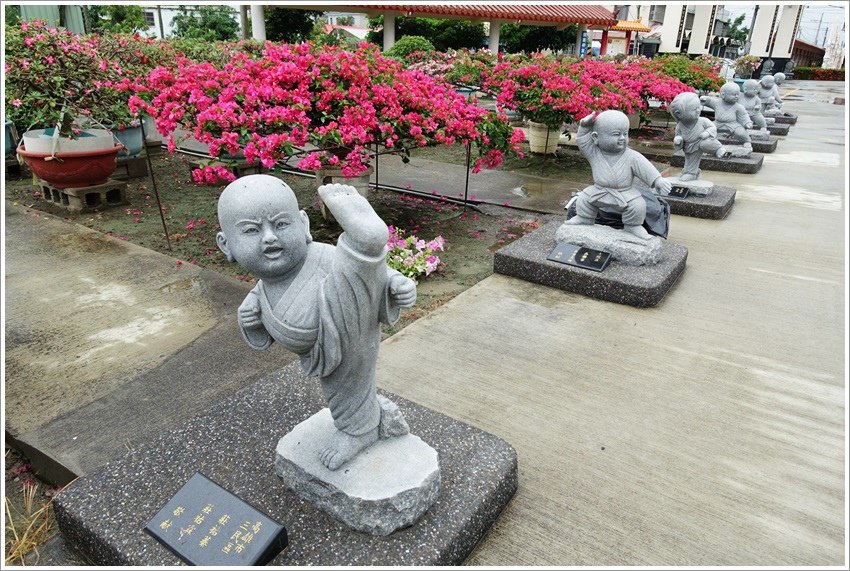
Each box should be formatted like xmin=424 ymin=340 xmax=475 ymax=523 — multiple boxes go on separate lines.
xmin=17 ymin=145 xmax=123 ymax=189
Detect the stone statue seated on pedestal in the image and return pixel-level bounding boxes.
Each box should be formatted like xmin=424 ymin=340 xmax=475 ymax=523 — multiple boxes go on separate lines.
xmin=700 ymin=82 xmax=753 ymax=156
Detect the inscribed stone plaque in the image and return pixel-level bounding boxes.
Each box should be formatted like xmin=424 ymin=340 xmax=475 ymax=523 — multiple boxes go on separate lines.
xmin=144 ymin=472 xmax=288 ymax=566
xmin=668 ymin=185 xmax=691 ymax=199
xmin=547 ymin=242 xmax=612 ymax=272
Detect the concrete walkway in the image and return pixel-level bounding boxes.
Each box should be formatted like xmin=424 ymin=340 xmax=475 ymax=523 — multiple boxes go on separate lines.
xmin=3 ymin=80 xmax=846 ymax=565
xmin=378 ymin=80 xmax=847 ymax=565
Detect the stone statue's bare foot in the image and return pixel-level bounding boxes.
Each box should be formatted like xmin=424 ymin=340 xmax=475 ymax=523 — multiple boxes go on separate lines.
xmin=317 ymin=183 xmax=387 ymax=255
xmin=715 ymin=147 xmax=732 ymax=159
xmin=565 ymin=215 xmax=594 ymax=225
xmin=319 ymin=426 xmax=379 ymax=471
xmin=624 ymin=225 xmax=651 ymax=240
xmin=679 ymin=173 xmax=697 ymax=182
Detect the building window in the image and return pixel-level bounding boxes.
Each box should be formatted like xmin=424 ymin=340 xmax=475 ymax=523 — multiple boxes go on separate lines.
xmin=144 ymin=11 xmax=155 ymax=27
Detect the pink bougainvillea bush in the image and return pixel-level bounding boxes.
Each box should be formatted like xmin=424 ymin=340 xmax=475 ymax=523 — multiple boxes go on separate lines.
xmin=482 ymin=54 xmax=693 ymax=129
xmin=131 ymin=41 xmax=526 ymax=181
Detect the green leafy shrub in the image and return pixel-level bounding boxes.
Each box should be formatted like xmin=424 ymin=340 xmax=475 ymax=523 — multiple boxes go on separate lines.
xmin=792 ymin=67 xmax=844 ymax=81
xmin=385 ymin=35 xmax=435 ymax=61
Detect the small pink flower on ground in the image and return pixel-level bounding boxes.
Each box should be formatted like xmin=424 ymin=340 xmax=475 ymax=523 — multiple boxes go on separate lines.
xmin=175 ymin=260 xmax=183 ymax=266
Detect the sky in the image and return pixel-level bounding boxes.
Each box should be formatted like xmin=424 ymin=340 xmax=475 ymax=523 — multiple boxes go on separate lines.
xmin=722 ymin=1 xmax=846 ymax=47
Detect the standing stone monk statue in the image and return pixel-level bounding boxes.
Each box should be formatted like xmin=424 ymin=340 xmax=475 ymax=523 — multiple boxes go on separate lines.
xmin=217 ymin=175 xmax=417 ymax=470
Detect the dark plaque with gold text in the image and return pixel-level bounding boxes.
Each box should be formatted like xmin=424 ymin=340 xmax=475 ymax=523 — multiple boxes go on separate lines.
xmin=547 ymin=242 xmax=612 ymax=272
xmin=668 ymin=185 xmax=690 ymax=199
xmin=144 ymin=472 xmax=288 ymax=566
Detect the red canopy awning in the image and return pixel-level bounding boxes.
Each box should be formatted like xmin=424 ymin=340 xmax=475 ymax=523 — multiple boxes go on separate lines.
xmin=317 ymin=4 xmax=619 ymax=27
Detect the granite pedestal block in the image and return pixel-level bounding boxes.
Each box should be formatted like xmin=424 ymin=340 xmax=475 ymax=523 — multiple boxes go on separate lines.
xmin=665 ymin=185 xmax=736 ymax=220
xmin=769 ymin=113 xmax=797 ymax=125
xmin=52 ymin=362 xmax=517 ymax=566
xmin=494 ymin=220 xmax=687 ymax=308
xmin=671 ymin=151 xmax=764 ymax=174
xmin=718 ymin=137 xmax=777 ymax=153
xmin=767 ymin=123 xmax=790 ymax=136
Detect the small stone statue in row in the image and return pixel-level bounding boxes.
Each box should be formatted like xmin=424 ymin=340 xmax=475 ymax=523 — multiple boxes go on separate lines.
xmin=700 ymin=82 xmax=753 ymax=155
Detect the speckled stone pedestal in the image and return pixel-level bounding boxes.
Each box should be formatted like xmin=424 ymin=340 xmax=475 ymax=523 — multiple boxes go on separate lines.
xmin=767 ymin=122 xmax=790 ymax=136
xmin=666 ymin=185 xmax=736 ymax=220
xmin=52 ymin=362 xmax=517 ymax=566
xmin=769 ymin=113 xmax=797 ymax=125
xmin=718 ymin=137 xmax=777 ymax=153
xmin=671 ymin=151 xmax=764 ymax=174
xmin=494 ymin=220 xmax=687 ymax=308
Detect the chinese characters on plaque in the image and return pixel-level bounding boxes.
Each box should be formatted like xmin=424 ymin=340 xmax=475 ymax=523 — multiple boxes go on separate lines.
xmin=144 ymin=472 xmax=287 ymax=566
xmin=547 ymin=242 xmax=612 ymax=272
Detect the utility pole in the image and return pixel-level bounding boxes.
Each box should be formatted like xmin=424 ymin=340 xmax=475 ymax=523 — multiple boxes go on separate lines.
xmin=815 ymin=12 xmax=824 ymax=45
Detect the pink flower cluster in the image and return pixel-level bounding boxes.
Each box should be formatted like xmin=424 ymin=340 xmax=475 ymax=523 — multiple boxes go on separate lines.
xmin=483 ymin=55 xmax=693 ymax=128
xmin=191 ymin=165 xmax=237 ymax=185
xmin=386 ymin=226 xmax=445 ymax=279
xmin=134 ymin=42 xmax=524 ymax=183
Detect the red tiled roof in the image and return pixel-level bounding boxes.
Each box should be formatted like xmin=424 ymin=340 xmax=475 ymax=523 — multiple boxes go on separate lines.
xmin=350 ymin=5 xmax=619 ymax=27
xmin=612 ymin=19 xmax=651 ymax=33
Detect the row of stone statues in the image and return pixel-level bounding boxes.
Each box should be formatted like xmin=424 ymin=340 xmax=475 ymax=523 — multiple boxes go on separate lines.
xmin=211 ymin=72 xmax=792 ymax=535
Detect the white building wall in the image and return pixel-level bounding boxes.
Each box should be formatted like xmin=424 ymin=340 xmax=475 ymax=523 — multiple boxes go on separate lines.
xmin=688 ymin=4 xmax=717 ymax=55
xmin=749 ymin=4 xmax=781 ymax=57
xmin=772 ymin=5 xmax=804 ymax=59
xmin=659 ymin=3 xmax=687 ymax=53
xmin=139 ymin=5 xmax=244 ymax=39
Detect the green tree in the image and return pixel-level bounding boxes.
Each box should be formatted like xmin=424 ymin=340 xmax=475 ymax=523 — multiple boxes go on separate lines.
xmin=499 ymin=24 xmax=578 ymax=53
xmin=171 ymin=5 xmax=239 ymax=41
xmin=265 ymin=8 xmax=322 ymax=43
xmin=726 ymin=14 xmax=749 ymax=44
xmin=86 ymin=5 xmax=149 ymax=34
xmin=336 ymin=15 xmax=355 ymax=26
xmin=367 ymin=16 xmax=485 ymax=51
xmin=5 ymin=5 xmax=21 ymax=27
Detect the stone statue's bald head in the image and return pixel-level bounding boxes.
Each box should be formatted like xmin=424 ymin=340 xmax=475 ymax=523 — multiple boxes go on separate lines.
xmin=669 ymin=91 xmax=700 ymax=119
xmin=593 ymin=110 xmax=630 ymax=133
xmin=217 ymin=174 xmax=300 ymax=231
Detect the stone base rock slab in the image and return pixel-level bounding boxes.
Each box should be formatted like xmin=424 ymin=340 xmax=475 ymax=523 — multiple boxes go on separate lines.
xmin=555 ymin=223 xmax=663 ymax=266
xmin=720 ymin=137 xmax=777 ymax=153
xmin=52 ymin=361 xmax=517 ymax=565
xmin=666 ymin=185 xmax=736 ymax=220
xmin=494 ymin=220 xmax=687 ymax=308
xmin=666 ymin=178 xmax=714 ymax=197
xmin=275 ymin=408 xmax=440 ymax=536
xmin=671 ymin=151 xmax=764 ymax=174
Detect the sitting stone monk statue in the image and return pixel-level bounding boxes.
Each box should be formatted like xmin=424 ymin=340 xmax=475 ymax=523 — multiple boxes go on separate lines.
xmin=700 ymin=82 xmax=753 ymax=152
xmin=771 ymin=72 xmax=786 ymax=107
xmin=564 ymin=110 xmax=671 ymax=240
xmin=758 ymin=75 xmax=781 ymax=114
xmin=217 ymin=175 xmax=417 ymax=470
xmin=741 ymin=79 xmax=769 ymax=132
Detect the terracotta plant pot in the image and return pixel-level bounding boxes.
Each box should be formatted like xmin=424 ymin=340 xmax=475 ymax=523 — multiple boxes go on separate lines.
xmin=17 ymin=145 xmax=123 ymax=189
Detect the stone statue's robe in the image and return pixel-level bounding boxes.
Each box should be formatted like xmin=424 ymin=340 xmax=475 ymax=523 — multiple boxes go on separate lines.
xmin=242 ymin=235 xmax=399 ymax=437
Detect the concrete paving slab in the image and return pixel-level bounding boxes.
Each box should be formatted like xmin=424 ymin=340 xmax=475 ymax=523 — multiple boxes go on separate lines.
xmin=4 ymin=204 xmax=298 ymax=483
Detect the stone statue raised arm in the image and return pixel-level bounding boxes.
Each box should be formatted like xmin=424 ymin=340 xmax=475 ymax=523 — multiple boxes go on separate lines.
xmin=563 ymin=110 xmax=671 ymax=240
xmin=217 ymin=175 xmax=417 ymax=471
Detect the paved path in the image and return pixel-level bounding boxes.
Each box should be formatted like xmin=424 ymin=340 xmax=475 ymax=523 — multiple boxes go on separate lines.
xmin=4 ymin=80 xmax=846 ymax=565
xmin=377 ymin=80 xmax=847 ymax=565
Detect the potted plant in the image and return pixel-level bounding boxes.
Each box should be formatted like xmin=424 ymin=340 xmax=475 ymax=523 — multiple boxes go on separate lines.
xmin=733 ymin=54 xmax=762 ymax=80
xmin=5 ymin=20 xmax=124 ymax=188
